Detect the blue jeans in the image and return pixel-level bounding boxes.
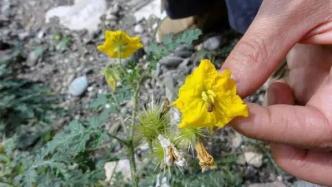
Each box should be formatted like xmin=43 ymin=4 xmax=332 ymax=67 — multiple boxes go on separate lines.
xmin=163 ymin=0 xmax=262 ymax=34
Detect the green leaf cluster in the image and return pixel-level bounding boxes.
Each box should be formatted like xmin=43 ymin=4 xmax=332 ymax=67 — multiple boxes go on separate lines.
xmin=0 ymin=49 xmax=58 ymax=135
xmin=146 ymin=28 xmax=202 ymax=70
xmin=0 ymin=28 xmax=285 ymax=187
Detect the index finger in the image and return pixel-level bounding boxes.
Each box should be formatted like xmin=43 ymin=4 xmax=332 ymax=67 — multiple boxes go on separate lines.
xmin=221 ymin=1 xmax=327 ymax=97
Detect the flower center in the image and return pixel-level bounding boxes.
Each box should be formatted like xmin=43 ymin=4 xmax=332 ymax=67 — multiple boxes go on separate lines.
xmin=201 ymin=90 xmax=216 ymax=112
xmin=115 ymin=44 xmax=126 ymax=53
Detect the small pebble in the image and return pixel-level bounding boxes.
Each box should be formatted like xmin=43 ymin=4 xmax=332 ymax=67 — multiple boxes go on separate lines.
xmin=231 ymin=132 xmax=243 ymax=148
xmin=68 ymin=76 xmax=88 ymax=97
xmin=134 ymin=24 xmax=144 ymax=33
xmin=244 ymin=151 xmax=263 ymax=168
xmin=203 ymin=36 xmax=222 ymax=51
xmin=106 ymin=14 xmax=117 ymax=21
xmin=37 ymin=30 xmax=45 ymax=39
xmin=87 ymin=86 xmax=94 ymax=92
xmin=159 ymin=55 xmax=183 ymax=68
xmin=173 ymin=50 xmax=192 ymax=58
xmin=174 ymin=45 xmax=193 ymax=53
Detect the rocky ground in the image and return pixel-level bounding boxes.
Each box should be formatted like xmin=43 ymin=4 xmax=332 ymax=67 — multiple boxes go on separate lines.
xmin=0 ymin=0 xmax=320 ymax=186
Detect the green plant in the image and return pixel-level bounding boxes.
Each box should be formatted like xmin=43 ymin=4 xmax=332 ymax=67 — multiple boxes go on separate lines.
xmin=0 ymin=44 xmax=61 ymax=186
xmin=0 ymin=47 xmax=58 ymax=135
xmin=0 ymin=28 xmax=285 ymax=187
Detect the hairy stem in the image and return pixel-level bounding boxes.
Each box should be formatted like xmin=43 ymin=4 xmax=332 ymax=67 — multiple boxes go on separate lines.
xmin=127 ymin=79 xmax=142 ymax=187
xmin=128 ymin=141 xmax=139 ymax=187
xmin=110 ymin=93 xmax=127 ymax=131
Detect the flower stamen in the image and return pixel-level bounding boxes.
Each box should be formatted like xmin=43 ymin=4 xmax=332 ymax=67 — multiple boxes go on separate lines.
xmin=201 ymin=90 xmax=216 ymax=112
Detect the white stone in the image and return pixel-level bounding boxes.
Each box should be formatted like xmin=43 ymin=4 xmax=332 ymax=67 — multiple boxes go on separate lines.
xmin=244 ymin=151 xmax=263 ymax=168
xmin=37 ymin=30 xmax=45 ymax=39
xmin=203 ymin=36 xmax=222 ymax=51
xmin=68 ymin=76 xmax=88 ymax=96
xmin=104 ymin=159 xmax=131 ymax=183
xmin=87 ymin=86 xmax=94 ymax=92
xmin=46 ymin=0 xmax=107 ymax=33
xmin=106 ymin=14 xmax=117 ymax=21
xmin=155 ymin=174 xmax=170 ymax=187
xmin=134 ymin=24 xmax=144 ymax=33
xmin=231 ymin=132 xmax=243 ymax=148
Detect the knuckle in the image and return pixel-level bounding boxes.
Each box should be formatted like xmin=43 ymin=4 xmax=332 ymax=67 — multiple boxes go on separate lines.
xmin=266 ymin=106 xmax=290 ymax=142
xmin=307 ymin=106 xmax=332 ymax=149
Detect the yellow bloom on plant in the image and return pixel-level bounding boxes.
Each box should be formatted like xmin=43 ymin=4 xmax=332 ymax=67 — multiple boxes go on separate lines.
xmin=97 ymin=30 xmax=143 ymax=59
xmin=173 ymin=59 xmax=248 ymax=128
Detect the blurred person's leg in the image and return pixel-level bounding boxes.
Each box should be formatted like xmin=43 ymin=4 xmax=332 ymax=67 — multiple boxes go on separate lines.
xmin=161 ymin=0 xmax=262 ymax=34
xmin=163 ymin=0 xmax=218 ymax=19
xmin=225 ymin=0 xmax=262 ymax=33
xmin=158 ymin=0 xmax=227 ymax=40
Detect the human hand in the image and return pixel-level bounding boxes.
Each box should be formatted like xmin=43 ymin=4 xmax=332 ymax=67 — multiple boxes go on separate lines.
xmin=221 ymin=1 xmax=332 ymax=185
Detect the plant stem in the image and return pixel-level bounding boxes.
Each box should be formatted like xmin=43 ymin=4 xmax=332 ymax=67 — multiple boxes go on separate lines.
xmin=130 ymin=81 xmax=141 ymax=138
xmin=108 ymin=132 xmax=128 ymax=146
xmin=110 ymin=93 xmax=127 ymax=131
xmin=128 ymin=141 xmax=139 ymax=187
xmin=127 ymin=78 xmax=143 ymax=187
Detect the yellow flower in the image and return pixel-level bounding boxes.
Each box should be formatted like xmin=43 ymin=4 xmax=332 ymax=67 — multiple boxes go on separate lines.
xmin=173 ymin=59 xmax=248 ymax=128
xmin=97 ymin=30 xmax=143 ymax=59
xmin=195 ymin=141 xmax=217 ymax=172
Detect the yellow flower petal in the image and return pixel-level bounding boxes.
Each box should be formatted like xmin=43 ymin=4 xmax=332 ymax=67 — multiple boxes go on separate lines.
xmin=174 ymin=59 xmax=248 ymax=128
xmin=97 ymin=30 xmax=143 ymax=59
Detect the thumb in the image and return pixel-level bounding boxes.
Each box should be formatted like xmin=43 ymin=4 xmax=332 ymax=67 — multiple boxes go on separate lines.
xmin=222 ymin=1 xmax=332 ymax=97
